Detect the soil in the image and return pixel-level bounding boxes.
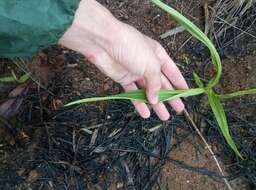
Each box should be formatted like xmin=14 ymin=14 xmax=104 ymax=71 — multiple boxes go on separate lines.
xmin=1 ymin=0 xmax=256 ymax=190
xmin=159 ymin=135 xmax=250 ymax=190
xmin=160 ymin=136 xmax=227 ymax=190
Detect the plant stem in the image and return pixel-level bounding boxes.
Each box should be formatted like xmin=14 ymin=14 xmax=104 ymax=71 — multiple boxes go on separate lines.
xmin=218 ymin=88 xmax=256 ymax=99
xmin=183 ymin=108 xmax=233 ymax=190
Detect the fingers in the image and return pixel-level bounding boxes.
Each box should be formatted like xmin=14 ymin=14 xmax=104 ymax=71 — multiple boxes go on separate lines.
xmin=122 ymin=83 xmax=151 ymax=119
xmin=144 ymin=62 xmax=162 ymax=105
xmin=145 ymin=38 xmax=187 ymax=114
xmin=152 ymin=103 xmax=170 ymax=121
xmin=137 ymin=74 xmax=184 ymax=120
xmin=155 ymin=43 xmax=186 ymax=113
xmin=137 ymin=79 xmax=170 ymax=121
xmin=161 ymin=75 xmax=185 ymax=113
xmin=152 ymin=41 xmax=189 ymax=90
xmin=162 ymin=60 xmax=188 ymax=90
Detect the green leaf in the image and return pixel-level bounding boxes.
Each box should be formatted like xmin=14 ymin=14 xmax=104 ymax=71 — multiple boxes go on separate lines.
xmin=219 ymin=88 xmax=256 ymax=99
xmin=65 ymin=88 xmax=205 ymax=107
xmin=193 ymin=72 xmax=204 ymax=88
xmin=11 ymin=70 xmax=18 ymax=81
xmin=17 ymin=73 xmax=30 ymax=83
xmin=150 ymin=0 xmax=222 ymax=88
xmin=0 ymin=72 xmax=30 ymax=83
xmin=208 ymin=91 xmax=243 ymax=158
xmin=0 ymin=75 xmax=16 ymax=82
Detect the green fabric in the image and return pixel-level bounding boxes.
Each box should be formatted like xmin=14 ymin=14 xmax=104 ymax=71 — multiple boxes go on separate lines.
xmin=0 ymin=0 xmax=80 ymax=58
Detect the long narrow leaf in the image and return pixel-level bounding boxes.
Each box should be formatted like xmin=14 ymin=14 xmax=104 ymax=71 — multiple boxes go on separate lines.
xmin=65 ymin=88 xmax=205 ymax=107
xmin=17 ymin=73 xmax=30 ymax=83
xmin=0 ymin=76 xmax=16 ymax=82
xmin=208 ymin=91 xmax=243 ymax=158
xmin=219 ymin=88 xmax=256 ymax=99
xmin=193 ymin=72 xmax=204 ymax=88
xmin=150 ymin=0 xmax=222 ymax=88
xmin=0 ymin=73 xmax=30 ymax=83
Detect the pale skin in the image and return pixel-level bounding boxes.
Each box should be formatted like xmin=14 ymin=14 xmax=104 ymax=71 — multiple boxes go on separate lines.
xmin=59 ymin=0 xmax=188 ymax=121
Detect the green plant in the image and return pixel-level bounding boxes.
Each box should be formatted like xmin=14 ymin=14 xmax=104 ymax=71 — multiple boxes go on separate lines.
xmin=0 ymin=70 xmax=30 ymax=83
xmin=65 ymin=0 xmax=256 ymax=158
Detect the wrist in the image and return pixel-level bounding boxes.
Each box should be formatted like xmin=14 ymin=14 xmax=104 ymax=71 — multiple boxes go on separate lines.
xmin=59 ymin=0 xmax=122 ymax=55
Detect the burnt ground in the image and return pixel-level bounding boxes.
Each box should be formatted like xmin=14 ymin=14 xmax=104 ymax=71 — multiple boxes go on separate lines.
xmin=0 ymin=0 xmax=256 ymax=190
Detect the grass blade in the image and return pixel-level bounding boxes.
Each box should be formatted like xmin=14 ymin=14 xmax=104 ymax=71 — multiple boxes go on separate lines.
xmin=150 ymin=0 xmax=222 ymax=88
xmin=0 ymin=76 xmax=16 ymax=82
xmin=208 ymin=91 xmax=243 ymax=158
xmin=65 ymin=88 xmax=205 ymax=107
xmin=193 ymin=72 xmax=204 ymax=88
xmin=219 ymin=88 xmax=256 ymax=99
xmin=0 ymin=73 xmax=30 ymax=83
xmin=17 ymin=73 xmax=30 ymax=83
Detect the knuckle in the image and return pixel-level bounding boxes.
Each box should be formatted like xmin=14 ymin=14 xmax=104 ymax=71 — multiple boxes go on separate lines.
xmin=86 ymin=52 xmax=97 ymax=63
xmin=153 ymin=41 xmax=163 ymax=53
xmin=146 ymin=63 xmax=161 ymax=75
xmin=85 ymin=50 xmax=104 ymax=63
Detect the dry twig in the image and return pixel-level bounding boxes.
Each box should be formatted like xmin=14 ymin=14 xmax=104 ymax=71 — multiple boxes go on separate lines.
xmin=184 ymin=108 xmax=233 ymax=190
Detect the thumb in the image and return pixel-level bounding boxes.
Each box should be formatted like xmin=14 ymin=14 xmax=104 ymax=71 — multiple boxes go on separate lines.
xmin=144 ymin=63 xmax=161 ymax=105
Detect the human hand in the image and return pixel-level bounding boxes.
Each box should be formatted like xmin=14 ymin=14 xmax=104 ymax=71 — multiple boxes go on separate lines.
xmin=59 ymin=0 xmax=188 ymax=121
